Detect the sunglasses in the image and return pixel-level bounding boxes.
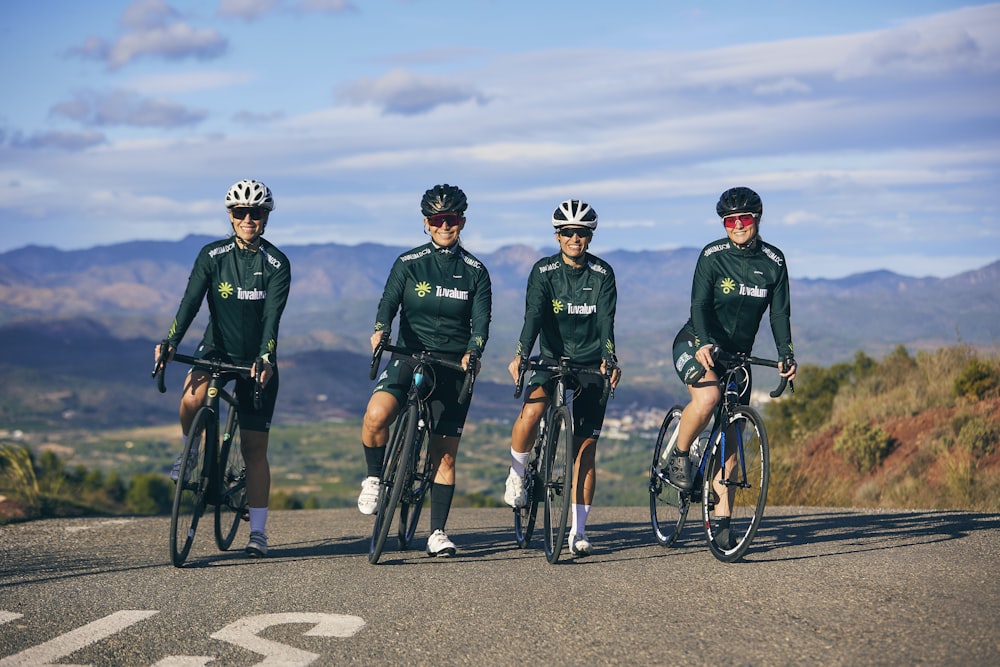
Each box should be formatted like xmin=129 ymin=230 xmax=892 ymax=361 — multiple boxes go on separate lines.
xmin=722 ymin=213 xmax=757 ymax=229
xmin=231 ymin=206 xmax=267 ymax=221
xmin=427 ymin=213 xmax=464 ymax=228
xmin=558 ymin=227 xmax=593 ymax=239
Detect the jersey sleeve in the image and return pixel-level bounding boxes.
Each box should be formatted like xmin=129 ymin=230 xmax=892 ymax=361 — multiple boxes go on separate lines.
xmin=166 ymin=247 xmax=211 ymax=348
xmin=768 ymin=257 xmax=794 ymax=358
xmin=688 ymin=252 xmax=716 ymax=348
xmin=468 ymin=266 xmax=492 ymax=355
xmin=514 ymin=265 xmax=546 ymax=357
xmin=598 ymin=264 xmax=618 ymax=362
xmin=260 ymin=253 xmax=291 ymax=361
xmin=373 ymin=257 xmax=406 ymax=335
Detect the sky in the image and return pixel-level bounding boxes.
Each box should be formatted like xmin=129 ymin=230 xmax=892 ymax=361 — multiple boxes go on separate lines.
xmin=1 ymin=0 xmax=998 ymax=279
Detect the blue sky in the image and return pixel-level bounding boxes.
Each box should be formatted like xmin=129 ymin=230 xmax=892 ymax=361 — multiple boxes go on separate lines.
xmin=1 ymin=0 xmax=998 ymax=278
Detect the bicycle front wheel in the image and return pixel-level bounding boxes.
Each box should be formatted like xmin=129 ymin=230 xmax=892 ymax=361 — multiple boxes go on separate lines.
xmin=397 ymin=414 xmax=430 ymax=550
xmin=514 ymin=440 xmax=541 ymax=549
xmin=702 ymin=406 xmax=769 ymax=563
xmin=170 ymin=407 xmax=212 ymax=567
xmin=650 ymin=406 xmax=690 ymax=547
xmin=369 ymin=403 xmax=416 ymax=564
xmin=215 ymin=406 xmax=247 ymax=551
xmin=542 ymin=406 xmax=573 ymax=564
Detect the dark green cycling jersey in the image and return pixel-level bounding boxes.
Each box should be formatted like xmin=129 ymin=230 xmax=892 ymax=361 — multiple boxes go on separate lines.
xmin=374 ymin=242 xmax=491 ymax=355
xmin=515 ymin=251 xmax=617 ymax=365
xmin=166 ymin=236 xmax=292 ymax=365
xmin=683 ymin=236 xmax=793 ymax=358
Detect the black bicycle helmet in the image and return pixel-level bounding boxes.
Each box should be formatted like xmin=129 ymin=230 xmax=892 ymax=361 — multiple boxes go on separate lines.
xmin=716 ymin=186 xmax=762 ymax=218
xmin=551 ymin=199 xmax=598 ymax=229
xmin=421 ymin=184 xmax=468 ymax=217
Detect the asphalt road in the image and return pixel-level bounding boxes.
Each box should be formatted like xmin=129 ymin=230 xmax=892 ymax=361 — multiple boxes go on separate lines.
xmin=1 ymin=506 xmax=998 ymax=666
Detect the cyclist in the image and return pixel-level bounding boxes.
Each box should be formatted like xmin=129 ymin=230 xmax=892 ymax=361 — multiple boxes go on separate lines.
xmin=666 ymin=186 xmax=796 ymax=549
xmin=357 ymin=184 xmax=492 ymax=557
xmin=504 ymin=199 xmax=622 ymax=557
xmin=154 ymin=179 xmax=291 ymax=558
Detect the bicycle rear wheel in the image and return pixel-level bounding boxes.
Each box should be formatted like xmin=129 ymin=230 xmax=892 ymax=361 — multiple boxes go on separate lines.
xmin=543 ymin=406 xmax=573 ymax=564
xmin=170 ymin=407 xmax=212 ymax=567
xmin=397 ymin=415 xmax=430 ymax=550
xmin=215 ymin=406 xmax=247 ymax=551
xmin=514 ymin=439 xmax=541 ymax=549
xmin=369 ymin=404 xmax=416 ymax=564
xmin=650 ymin=406 xmax=690 ymax=547
xmin=702 ymin=406 xmax=769 ymax=563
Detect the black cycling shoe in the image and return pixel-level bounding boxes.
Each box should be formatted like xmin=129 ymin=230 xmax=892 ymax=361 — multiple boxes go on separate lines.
xmin=714 ymin=526 xmax=737 ymax=551
xmin=665 ymin=452 xmax=693 ymax=491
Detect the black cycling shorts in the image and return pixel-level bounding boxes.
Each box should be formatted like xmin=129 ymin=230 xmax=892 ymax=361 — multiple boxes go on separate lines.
xmin=671 ymin=328 xmax=751 ymax=403
xmin=373 ymin=353 xmax=471 ymax=438
xmin=192 ymin=346 xmax=278 ymax=432
xmin=526 ymin=360 xmax=608 ymax=440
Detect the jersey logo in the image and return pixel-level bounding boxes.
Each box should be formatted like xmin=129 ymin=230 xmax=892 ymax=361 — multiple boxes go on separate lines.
xmin=218 ymin=282 xmax=234 ymax=299
xmin=415 ymin=281 xmax=432 ymax=297
xmin=720 ymin=277 xmax=736 ymax=294
xmin=552 ymin=299 xmax=564 ymax=314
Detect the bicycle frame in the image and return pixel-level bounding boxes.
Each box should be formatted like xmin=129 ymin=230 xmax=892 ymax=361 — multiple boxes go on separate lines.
xmin=367 ymin=340 xmax=477 ymax=564
xmin=153 ymin=343 xmax=259 ymax=567
xmin=513 ymin=355 xmax=613 ymax=563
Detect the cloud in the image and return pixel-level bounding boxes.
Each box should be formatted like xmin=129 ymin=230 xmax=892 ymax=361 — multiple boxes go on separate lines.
xmin=232 ymin=110 xmax=286 ymax=125
xmin=69 ymin=0 xmax=227 ymax=70
xmin=218 ymin=0 xmax=357 ymax=20
xmin=9 ymin=130 xmax=107 ymax=151
xmin=50 ymin=90 xmax=207 ymax=128
xmin=218 ymin=0 xmax=280 ymax=20
xmin=337 ymin=69 xmax=489 ymax=115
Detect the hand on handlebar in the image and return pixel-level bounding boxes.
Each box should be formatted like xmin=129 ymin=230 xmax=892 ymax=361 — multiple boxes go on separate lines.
xmin=601 ymin=358 xmax=622 ymax=390
xmin=370 ymin=330 xmax=389 ymax=353
xmin=154 ymin=341 xmax=175 ymax=367
xmin=508 ymin=355 xmax=526 ymax=384
xmin=696 ymin=344 xmax=716 ymax=370
xmin=462 ymin=351 xmax=482 ymax=375
xmin=778 ymin=356 xmax=797 ymax=381
xmin=251 ymin=357 xmax=274 ymax=388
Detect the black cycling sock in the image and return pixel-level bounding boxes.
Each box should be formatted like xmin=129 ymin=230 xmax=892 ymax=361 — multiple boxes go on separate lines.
xmin=429 ymin=483 xmax=455 ymax=533
xmin=363 ymin=444 xmax=386 ymax=478
xmin=716 ymin=516 xmax=731 ymax=530
xmin=675 ymin=449 xmax=689 ymax=457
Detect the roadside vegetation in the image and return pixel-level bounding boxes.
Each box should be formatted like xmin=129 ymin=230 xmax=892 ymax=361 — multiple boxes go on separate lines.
xmin=3 ymin=344 xmax=999 ymax=524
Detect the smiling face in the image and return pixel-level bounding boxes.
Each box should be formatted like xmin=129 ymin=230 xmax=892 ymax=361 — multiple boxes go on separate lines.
xmin=722 ymin=212 xmax=758 ymax=247
xmin=556 ymin=226 xmax=592 ymax=266
xmin=230 ymin=206 xmax=268 ymax=246
xmin=425 ymin=212 xmax=465 ymax=247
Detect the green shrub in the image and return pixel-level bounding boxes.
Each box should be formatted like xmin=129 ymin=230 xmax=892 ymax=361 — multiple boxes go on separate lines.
xmin=834 ymin=421 xmax=894 ymax=473
xmin=953 ymin=358 xmax=1000 ymax=400
xmin=125 ymin=474 xmax=173 ymax=514
xmin=954 ymin=416 xmax=999 ymax=459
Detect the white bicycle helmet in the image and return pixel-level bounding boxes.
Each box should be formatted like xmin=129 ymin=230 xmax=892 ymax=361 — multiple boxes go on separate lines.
xmin=225 ymin=179 xmax=275 ymax=211
xmin=551 ymin=199 xmax=597 ymax=229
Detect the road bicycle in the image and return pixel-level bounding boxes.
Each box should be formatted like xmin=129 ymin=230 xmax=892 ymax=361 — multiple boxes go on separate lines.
xmin=153 ymin=342 xmax=261 ymax=568
xmin=649 ymin=347 xmax=792 ymax=562
xmin=513 ymin=356 xmax=613 ymax=564
xmin=366 ymin=336 xmax=477 ymax=565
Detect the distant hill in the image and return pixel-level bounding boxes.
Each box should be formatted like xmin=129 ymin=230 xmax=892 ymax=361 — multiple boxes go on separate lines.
xmin=1 ymin=235 xmax=997 ymax=388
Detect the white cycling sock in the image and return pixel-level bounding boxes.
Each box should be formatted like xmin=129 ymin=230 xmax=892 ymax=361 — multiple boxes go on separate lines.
xmin=571 ymin=503 xmax=591 ymax=537
xmin=510 ymin=448 xmax=530 ymax=477
xmin=249 ymin=507 xmax=268 ymax=534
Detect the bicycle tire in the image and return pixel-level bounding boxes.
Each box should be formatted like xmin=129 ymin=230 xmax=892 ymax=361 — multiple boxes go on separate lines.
xmin=170 ymin=407 xmax=213 ymax=567
xmin=513 ymin=439 xmax=541 ymax=549
xmin=215 ymin=406 xmax=247 ymax=551
xmin=369 ymin=403 xmax=416 ymax=564
xmin=397 ymin=413 xmax=430 ymax=550
xmin=702 ymin=405 xmax=769 ymax=563
xmin=649 ymin=406 xmax=690 ymax=547
xmin=543 ymin=406 xmax=573 ymax=564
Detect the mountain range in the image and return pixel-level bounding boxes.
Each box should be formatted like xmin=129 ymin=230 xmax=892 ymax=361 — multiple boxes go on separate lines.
xmin=1 ymin=236 xmax=997 ymax=427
